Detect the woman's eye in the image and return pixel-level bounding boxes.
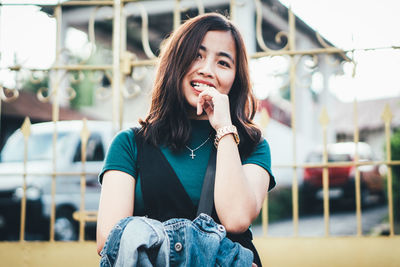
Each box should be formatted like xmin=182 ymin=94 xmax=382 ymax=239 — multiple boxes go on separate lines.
xmin=219 ymin=60 xmax=230 ymax=68
xmin=196 ymin=53 xmax=202 ymax=59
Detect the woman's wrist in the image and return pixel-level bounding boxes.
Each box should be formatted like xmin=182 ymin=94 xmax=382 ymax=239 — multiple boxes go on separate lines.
xmin=214 ymin=125 xmax=240 ymax=148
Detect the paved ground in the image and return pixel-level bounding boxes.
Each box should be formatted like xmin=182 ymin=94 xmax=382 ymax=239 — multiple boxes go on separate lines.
xmin=252 ymin=204 xmax=388 ymax=237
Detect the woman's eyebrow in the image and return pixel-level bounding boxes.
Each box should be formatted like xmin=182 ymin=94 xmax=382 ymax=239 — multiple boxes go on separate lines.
xmin=199 ymin=45 xmax=235 ymax=64
xmin=219 ymin=51 xmax=235 ymax=64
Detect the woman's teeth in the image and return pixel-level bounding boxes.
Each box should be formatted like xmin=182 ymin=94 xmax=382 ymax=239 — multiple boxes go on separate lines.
xmin=191 ymin=82 xmax=215 ymax=89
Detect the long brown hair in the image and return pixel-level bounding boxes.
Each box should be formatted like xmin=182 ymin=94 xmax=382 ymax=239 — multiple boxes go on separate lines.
xmin=139 ymin=13 xmax=261 ymax=158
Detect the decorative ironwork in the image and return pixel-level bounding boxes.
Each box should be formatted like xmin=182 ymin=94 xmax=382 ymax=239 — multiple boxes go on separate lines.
xmin=29 ymin=71 xmax=47 ymax=84
xmin=137 ymin=3 xmax=156 ymax=59
xmin=0 ymin=0 xmax=398 ymax=257
xmin=0 ymin=86 xmax=19 ymax=102
xmin=319 ymin=107 xmax=330 ymax=236
xmin=382 ymin=104 xmax=394 ymax=236
xmin=19 ymin=117 xmax=31 ymax=241
xmin=255 ymin=0 xmax=289 ymax=52
xmin=78 ymin=119 xmax=90 ymax=241
xmin=69 ymin=71 xmax=85 ymax=84
xmin=36 ymin=87 xmax=53 ymax=103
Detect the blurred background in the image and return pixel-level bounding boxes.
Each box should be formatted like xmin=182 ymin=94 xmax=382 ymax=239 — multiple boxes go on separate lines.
xmin=0 ymin=0 xmax=399 ymax=265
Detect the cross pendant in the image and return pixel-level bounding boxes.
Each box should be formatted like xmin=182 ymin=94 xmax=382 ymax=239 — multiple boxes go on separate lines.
xmin=190 ymin=150 xmax=196 ymax=159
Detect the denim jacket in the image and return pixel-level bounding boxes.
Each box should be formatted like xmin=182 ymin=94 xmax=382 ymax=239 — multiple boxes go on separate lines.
xmin=100 ymin=213 xmax=253 ymax=267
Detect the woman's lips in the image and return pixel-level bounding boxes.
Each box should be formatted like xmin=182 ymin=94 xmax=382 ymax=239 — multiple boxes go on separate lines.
xmin=191 ymin=80 xmax=216 ymax=88
xmin=190 ymin=82 xmax=215 ymax=95
xmin=192 ymin=86 xmax=203 ymax=95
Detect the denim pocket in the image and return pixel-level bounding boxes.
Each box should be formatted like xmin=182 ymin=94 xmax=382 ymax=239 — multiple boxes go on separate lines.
xmin=99 ymin=217 xmax=134 ymax=267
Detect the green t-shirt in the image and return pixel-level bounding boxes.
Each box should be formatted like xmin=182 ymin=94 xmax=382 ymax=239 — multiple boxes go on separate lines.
xmin=99 ymin=120 xmax=274 ymax=214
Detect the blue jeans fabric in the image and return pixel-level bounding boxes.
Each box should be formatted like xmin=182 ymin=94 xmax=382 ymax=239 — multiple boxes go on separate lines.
xmin=100 ymin=213 xmax=254 ymax=267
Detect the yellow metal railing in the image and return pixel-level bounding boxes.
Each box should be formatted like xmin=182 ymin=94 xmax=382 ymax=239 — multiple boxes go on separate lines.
xmin=0 ymin=0 xmax=399 ymax=266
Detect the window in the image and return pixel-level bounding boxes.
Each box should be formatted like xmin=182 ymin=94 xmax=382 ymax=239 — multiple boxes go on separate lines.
xmin=73 ymin=134 xmax=104 ymax=162
xmin=1 ymin=132 xmax=69 ymax=162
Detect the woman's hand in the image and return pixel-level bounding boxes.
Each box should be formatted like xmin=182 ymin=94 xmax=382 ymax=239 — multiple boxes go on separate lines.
xmin=196 ymin=86 xmax=232 ymax=130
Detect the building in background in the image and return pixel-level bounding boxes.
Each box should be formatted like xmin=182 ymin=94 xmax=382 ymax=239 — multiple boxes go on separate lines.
xmin=333 ymin=97 xmax=400 ymax=160
xmin=39 ymin=0 xmax=347 ymax=186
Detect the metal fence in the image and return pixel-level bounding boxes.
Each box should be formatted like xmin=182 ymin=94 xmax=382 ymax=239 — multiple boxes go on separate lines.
xmin=0 ymin=0 xmax=399 ymax=266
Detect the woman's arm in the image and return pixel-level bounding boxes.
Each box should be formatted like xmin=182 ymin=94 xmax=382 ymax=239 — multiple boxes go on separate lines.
xmin=197 ymin=88 xmax=270 ymax=233
xmin=214 ymin=134 xmax=270 ymax=233
xmin=96 ymin=170 xmax=135 ymax=255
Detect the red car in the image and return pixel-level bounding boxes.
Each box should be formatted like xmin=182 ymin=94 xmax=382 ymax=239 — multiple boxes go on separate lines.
xmin=302 ymin=142 xmax=385 ymax=208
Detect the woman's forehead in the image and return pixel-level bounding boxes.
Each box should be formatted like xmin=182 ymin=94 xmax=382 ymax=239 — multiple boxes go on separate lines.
xmin=199 ymin=31 xmax=236 ymax=60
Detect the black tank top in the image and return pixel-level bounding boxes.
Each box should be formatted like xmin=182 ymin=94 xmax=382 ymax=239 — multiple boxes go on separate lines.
xmin=134 ymin=129 xmax=262 ymax=266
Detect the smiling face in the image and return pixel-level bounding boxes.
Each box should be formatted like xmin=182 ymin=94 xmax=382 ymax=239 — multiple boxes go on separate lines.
xmin=182 ymin=30 xmax=237 ymax=116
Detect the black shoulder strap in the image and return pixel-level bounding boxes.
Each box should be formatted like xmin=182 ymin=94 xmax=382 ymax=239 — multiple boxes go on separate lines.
xmin=133 ymin=127 xmax=196 ymax=220
xmin=196 ymin=147 xmax=217 ymax=216
xmin=134 ymin=126 xmax=216 ymax=218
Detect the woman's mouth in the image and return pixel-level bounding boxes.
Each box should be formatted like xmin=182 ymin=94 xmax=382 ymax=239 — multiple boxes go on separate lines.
xmin=190 ymin=82 xmax=215 ymax=94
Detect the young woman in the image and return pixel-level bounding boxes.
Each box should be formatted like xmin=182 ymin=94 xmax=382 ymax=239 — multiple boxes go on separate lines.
xmin=97 ymin=13 xmax=275 ymax=266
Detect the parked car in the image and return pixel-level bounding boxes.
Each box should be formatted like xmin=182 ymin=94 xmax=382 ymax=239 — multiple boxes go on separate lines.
xmin=0 ymin=120 xmax=117 ymax=240
xmin=301 ymin=142 xmax=385 ymax=209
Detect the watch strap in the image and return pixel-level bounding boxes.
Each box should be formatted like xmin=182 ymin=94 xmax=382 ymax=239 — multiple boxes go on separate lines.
xmin=214 ymin=125 xmax=240 ymax=148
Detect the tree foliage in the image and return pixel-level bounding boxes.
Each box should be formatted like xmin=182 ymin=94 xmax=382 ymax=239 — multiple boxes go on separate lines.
xmin=390 ymin=129 xmax=400 ymax=232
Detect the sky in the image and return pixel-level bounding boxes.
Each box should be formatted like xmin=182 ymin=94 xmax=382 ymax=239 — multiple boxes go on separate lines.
xmin=279 ymin=0 xmax=400 ymax=102
xmin=0 ymin=3 xmax=56 ymax=87
xmin=1 ymin=0 xmax=399 ymax=102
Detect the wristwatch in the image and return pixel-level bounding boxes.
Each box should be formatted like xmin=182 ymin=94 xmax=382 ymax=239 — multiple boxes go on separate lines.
xmin=214 ymin=125 xmax=240 ymax=148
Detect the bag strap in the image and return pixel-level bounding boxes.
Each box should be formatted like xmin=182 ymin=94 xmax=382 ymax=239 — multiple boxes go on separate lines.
xmin=196 ymin=147 xmax=217 ymax=216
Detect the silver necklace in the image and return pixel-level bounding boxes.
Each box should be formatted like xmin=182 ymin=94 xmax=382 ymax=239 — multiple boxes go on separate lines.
xmin=185 ymin=135 xmax=211 ymax=159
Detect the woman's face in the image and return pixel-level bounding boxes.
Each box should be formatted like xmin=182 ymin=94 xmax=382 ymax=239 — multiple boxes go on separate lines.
xmin=182 ymin=30 xmax=237 ymax=112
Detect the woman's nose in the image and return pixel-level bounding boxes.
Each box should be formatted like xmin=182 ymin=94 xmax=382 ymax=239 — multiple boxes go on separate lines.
xmin=197 ymin=59 xmax=214 ymax=78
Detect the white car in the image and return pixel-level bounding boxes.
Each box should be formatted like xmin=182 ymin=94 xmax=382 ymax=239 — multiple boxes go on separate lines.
xmin=0 ymin=120 xmax=118 ymax=240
